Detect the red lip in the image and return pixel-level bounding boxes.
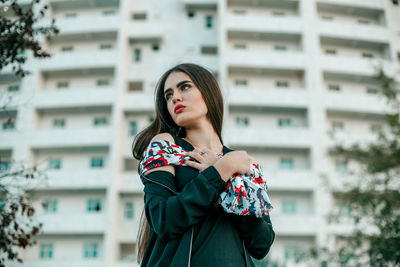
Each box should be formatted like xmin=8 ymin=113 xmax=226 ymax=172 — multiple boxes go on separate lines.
xmin=174 ymin=104 xmax=186 ymax=114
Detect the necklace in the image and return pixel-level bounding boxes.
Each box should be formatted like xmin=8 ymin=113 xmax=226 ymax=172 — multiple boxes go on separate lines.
xmin=182 ymin=137 xmax=223 ymax=155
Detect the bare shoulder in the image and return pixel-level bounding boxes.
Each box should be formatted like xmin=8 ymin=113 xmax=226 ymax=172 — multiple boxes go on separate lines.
xmin=150 ymin=132 xmax=174 ymax=143
xmin=143 ymin=132 xmax=175 ymax=176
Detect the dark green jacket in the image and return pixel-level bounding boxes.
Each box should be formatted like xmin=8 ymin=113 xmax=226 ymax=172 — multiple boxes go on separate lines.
xmin=140 ymin=137 xmax=275 ymax=266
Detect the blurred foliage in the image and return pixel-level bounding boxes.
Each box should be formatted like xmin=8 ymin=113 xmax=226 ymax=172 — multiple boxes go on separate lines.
xmin=300 ymin=69 xmax=400 ymax=266
xmin=0 ymin=0 xmax=58 ymax=77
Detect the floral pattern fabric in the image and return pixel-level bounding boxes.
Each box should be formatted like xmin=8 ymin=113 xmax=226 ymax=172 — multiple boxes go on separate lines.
xmin=139 ymin=140 xmax=273 ymax=217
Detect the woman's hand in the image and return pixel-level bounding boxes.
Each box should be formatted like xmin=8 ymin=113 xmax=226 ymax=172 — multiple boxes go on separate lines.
xmin=185 ymin=148 xmax=221 ymax=172
xmin=213 ymin=151 xmax=254 ymax=182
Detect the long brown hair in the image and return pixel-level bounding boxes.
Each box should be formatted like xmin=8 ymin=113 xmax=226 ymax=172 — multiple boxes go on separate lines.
xmin=132 ymin=63 xmax=224 ymax=263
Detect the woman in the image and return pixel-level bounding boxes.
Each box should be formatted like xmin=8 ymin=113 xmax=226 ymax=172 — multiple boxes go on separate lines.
xmin=132 ymin=63 xmax=275 ymax=266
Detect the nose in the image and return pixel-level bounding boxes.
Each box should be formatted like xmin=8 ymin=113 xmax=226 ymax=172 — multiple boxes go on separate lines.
xmin=172 ymin=90 xmax=182 ymax=104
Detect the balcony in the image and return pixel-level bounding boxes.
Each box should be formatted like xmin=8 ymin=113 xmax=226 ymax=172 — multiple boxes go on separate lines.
xmin=39 ymin=213 xmax=106 ymax=234
xmin=34 ymin=88 xmax=115 ymax=109
xmin=226 ymin=50 xmax=305 ymax=70
xmin=317 ymin=0 xmax=385 ymax=10
xmin=48 ymin=13 xmax=119 ymax=36
xmin=129 ymin=21 xmax=163 ymax=43
xmin=7 ymin=261 xmax=106 ymax=267
xmin=225 ymin=128 xmax=311 ymax=149
xmin=320 ymin=55 xmax=389 ymax=76
xmin=183 ymin=0 xmax=217 ymax=9
xmin=272 ymin=214 xmax=317 ymax=236
xmin=323 ymin=91 xmax=389 ymax=114
xmin=225 ymin=14 xmax=302 ymax=34
xmin=39 ymin=50 xmax=117 ymax=71
xmin=318 ymin=21 xmax=389 ymax=43
xmin=120 ymin=172 xmax=144 ymax=193
xmin=227 ymin=88 xmax=309 ymax=108
xmin=267 ymin=170 xmax=316 ymax=191
xmin=30 ymin=128 xmax=112 ymax=148
xmin=123 ymin=92 xmax=154 ymax=113
xmin=37 ymin=169 xmax=109 ymax=190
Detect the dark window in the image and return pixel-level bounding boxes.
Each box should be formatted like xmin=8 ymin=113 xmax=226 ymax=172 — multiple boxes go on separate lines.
xmin=132 ymin=13 xmax=147 ymax=20
xmin=187 ymin=11 xmax=195 ymax=18
xmin=134 ymin=49 xmax=141 ymax=62
xmin=392 ymin=0 xmax=398 ymax=5
xmin=152 ymin=44 xmax=160 ymax=51
xmin=205 ymin=15 xmax=213 ymax=28
xmin=201 ymin=46 xmax=217 ymax=55
xmin=128 ymin=81 xmax=143 ymax=91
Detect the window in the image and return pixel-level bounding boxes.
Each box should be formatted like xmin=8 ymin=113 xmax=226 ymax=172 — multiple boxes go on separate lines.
xmin=128 ymin=81 xmax=143 ymax=91
xmin=96 ymin=79 xmax=110 ymax=87
xmin=87 ymin=199 xmax=101 ymax=212
xmin=234 ymin=43 xmax=247 ymax=49
xmin=328 ymin=84 xmax=340 ymax=91
xmin=65 ymin=13 xmax=77 ymax=18
xmin=235 ymin=117 xmax=249 ymax=127
xmin=397 ymin=51 xmax=400 ymax=62
xmin=103 ymin=10 xmax=116 ymax=15
xmin=84 ymin=243 xmax=98 ymax=258
xmin=393 ymin=0 xmax=399 ymax=5
xmin=124 ymin=202 xmax=134 ymax=219
xmin=370 ymin=123 xmax=382 ymax=132
xmin=40 ymin=243 xmax=54 ymax=259
xmin=0 ymin=161 xmax=10 ymax=171
xmin=338 ymin=202 xmax=351 ymax=216
xmin=325 ymin=49 xmax=337 ymax=55
xmin=2 ymin=120 xmax=15 ymax=130
xmin=100 ymin=44 xmax=112 ymax=50
xmin=134 ymin=49 xmax=141 ymax=62
xmin=132 ymin=13 xmax=146 ymax=20
xmin=93 ymin=117 xmax=107 ymax=126
xmin=235 ymin=80 xmax=248 ymax=87
xmin=331 ymin=121 xmax=344 ymax=130
xmin=91 ymin=157 xmax=104 ymax=168
xmin=284 ymin=245 xmax=299 ymax=261
xmin=61 ymin=46 xmax=73 ymax=52
xmin=57 ymin=81 xmax=69 ymax=89
xmin=152 ymin=44 xmax=160 ymax=51
xmin=335 ymin=160 xmax=347 ymax=173
xmin=366 ymin=87 xmax=378 ymax=94
xmin=357 ymin=19 xmax=370 ymax=24
xmin=272 ymin=11 xmax=285 ymax=16
xmin=205 ymin=15 xmax=213 ymax=28
xmin=321 ymin=15 xmax=333 ymax=21
xmin=43 ymin=200 xmax=57 ymax=213
xmin=282 ymin=200 xmax=296 ymax=214
xmin=274 ymin=45 xmax=287 ymax=51
xmin=129 ymin=121 xmax=138 ymax=136
xmin=149 ymin=116 xmax=155 ymax=123
xmin=278 ymin=118 xmax=291 ymax=127
xmin=233 ymin=9 xmax=246 ymax=15
xmin=53 ymin=119 xmax=65 ymax=128
xmin=362 ymin=52 xmax=374 ymax=58
xmin=7 ymin=85 xmax=20 ymax=92
xmin=279 ymin=158 xmax=294 ymax=170
xmin=48 ymin=158 xmax=61 ymax=170
xmin=276 ymin=81 xmax=289 ymax=88
xmin=187 ymin=11 xmax=195 ymax=18
xmin=201 ymin=46 xmax=217 ymax=55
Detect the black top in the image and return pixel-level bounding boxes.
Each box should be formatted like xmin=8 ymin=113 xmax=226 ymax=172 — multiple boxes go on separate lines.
xmin=140 ymin=135 xmax=275 ymax=267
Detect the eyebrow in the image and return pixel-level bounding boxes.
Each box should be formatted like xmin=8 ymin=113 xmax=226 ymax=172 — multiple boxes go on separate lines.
xmin=164 ymin=80 xmax=191 ymax=96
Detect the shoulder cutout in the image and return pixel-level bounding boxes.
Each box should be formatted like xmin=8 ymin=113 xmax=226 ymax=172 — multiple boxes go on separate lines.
xmin=150 ymin=132 xmax=174 ymax=144
xmin=143 ymin=132 xmax=175 ymax=176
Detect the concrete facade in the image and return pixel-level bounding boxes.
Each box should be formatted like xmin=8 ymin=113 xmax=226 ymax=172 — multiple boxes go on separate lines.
xmin=1 ymin=0 xmax=399 ymax=266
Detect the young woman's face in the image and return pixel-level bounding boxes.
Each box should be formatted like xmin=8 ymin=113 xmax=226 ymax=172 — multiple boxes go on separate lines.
xmin=163 ymin=71 xmax=208 ymax=128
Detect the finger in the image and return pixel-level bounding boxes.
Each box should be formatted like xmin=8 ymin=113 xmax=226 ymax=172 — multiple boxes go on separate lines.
xmin=185 ymin=160 xmax=203 ymax=170
xmin=187 ymin=151 xmax=204 ymax=162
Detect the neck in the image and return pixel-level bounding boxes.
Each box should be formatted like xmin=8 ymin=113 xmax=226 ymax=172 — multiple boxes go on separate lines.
xmin=182 ymin=120 xmax=223 ymax=154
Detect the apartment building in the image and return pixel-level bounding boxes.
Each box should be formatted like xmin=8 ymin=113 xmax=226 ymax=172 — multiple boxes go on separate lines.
xmin=1 ymin=0 xmax=399 ymax=266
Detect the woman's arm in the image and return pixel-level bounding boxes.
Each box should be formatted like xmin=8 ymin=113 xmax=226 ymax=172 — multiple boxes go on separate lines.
xmin=229 ymin=213 xmax=275 ymax=259
xmin=143 ymin=165 xmax=226 ymax=242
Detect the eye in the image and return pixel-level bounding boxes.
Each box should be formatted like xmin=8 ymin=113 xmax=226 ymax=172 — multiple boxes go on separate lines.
xmin=165 ymin=92 xmax=172 ymax=100
xmin=181 ymin=84 xmax=190 ymax=91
